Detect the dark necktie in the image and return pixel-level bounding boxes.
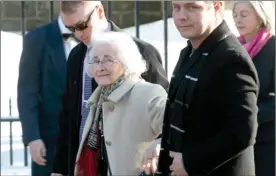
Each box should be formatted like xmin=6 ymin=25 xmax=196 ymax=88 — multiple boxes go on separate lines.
xmin=79 ymin=46 xmax=93 ymax=142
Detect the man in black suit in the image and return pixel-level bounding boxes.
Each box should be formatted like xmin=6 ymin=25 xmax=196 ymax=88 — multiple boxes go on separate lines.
xmin=52 ymin=1 xmax=169 ymax=176
xmin=143 ymin=1 xmax=259 ymax=176
xmin=17 ymin=15 xmax=78 ymax=175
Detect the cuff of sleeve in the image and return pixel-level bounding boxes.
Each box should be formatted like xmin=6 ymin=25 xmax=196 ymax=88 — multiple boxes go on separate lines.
xmin=156 ymin=134 xmax=162 ymax=139
xmin=23 ymin=132 xmax=40 ymax=146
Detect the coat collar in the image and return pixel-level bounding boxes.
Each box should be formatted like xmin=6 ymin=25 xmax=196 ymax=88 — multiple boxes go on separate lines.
xmin=192 ymin=20 xmax=232 ymax=54
xmin=45 ymin=20 xmax=67 ymax=85
xmin=174 ymin=20 xmax=232 ymax=72
xmin=58 ymin=15 xmax=72 ymax=34
xmin=87 ymin=76 xmax=142 ymax=106
xmin=108 ymin=20 xmax=122 ymax=32
xmin=169 ymin=21 xmax=232 ymax=96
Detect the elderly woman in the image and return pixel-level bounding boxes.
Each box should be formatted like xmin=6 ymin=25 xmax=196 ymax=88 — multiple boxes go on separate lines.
xmin=233 ymin=2 xmax=275 ymax=176
xmin=74 ymin=31 xmax=167 ymax=176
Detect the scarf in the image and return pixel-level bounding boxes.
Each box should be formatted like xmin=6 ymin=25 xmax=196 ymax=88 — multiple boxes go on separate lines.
xmin=238 ymin=28 xmax=272 ymax=59
xmin=76 ymin=76 xmax=125 ymax=176
xmin=87 ymin=76 xmax=125 ymax=150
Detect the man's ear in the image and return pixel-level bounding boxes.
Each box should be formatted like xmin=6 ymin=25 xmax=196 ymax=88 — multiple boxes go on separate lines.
xmin=96 ymin=5 xmax=105 ymax=19
xmin=213 ymin=1 xmax=224 ymax=18
xmin=214 ymin=1 xmax=224 ymax=11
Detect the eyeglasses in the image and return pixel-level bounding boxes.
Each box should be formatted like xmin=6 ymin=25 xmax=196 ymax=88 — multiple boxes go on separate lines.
xmin=89 ymin=58 xmax=118 ymax=67
xmin=65 ymin=7 xmax=97 ymax=32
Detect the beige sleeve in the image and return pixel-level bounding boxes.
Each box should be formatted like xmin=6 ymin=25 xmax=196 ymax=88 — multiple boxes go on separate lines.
xmin=146 ymin=85 xmax=167 ymax=136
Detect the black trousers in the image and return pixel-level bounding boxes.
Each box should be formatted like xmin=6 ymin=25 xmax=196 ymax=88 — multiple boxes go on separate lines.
xmin=254 ymin=140 xmax=275 ymax=176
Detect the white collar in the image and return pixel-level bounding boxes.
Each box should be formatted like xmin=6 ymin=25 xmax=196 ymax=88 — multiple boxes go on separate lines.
xmin=106 ymin=22 xmax=111 ymax=32
xmin=58 ymin=14 xmax=72 ymax=34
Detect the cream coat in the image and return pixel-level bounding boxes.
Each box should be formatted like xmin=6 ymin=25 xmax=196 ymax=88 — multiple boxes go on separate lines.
xmin=74 ymin=76 xmax=167 ymax=175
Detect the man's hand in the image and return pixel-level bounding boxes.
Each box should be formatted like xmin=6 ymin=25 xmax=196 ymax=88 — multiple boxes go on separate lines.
xmin=169 ymin=151 xmax=189 ymax=176
xmin=29 ymin=139 xmax=46 ymax=165
xmin=50 ymin=173 xmax=64 ymax=176
xmin=140 ymin=139 xmax=161 ymax=175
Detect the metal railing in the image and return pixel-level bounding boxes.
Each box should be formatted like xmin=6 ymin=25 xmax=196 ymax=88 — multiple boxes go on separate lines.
xmin=1 ymin=97 xmax=29 ymax=166
xmin=1 ymin=0 xmax=170 ymax=167
xmin=1 ymin=118 xmax=29 ymax=167
xmin=18 ymin=1 xmax=170 ymax=73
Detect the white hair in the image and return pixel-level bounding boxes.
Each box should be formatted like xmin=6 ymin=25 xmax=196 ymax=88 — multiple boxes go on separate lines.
xmin=88 ymin=31 xmax=147 ymax=77
xmin=233 ymin=1 xmax=275 ymax=33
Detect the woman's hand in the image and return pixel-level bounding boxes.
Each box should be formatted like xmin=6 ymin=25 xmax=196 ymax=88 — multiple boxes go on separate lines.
xmin=140 ymin=138 xmax=161 ymax=175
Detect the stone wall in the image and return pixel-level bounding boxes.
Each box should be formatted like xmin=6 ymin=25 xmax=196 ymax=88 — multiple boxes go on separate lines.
xmin=0 ymin=1 xmax=172 ymax=32
xmin=0 ymin=1 xmax=233 ymax=32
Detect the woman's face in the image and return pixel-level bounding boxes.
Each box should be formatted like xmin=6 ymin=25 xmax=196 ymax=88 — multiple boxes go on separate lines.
xmin=88 ymin=43 xmax=124 ymax=86
xmin=233 ymin=2 xmax=261 ymax=40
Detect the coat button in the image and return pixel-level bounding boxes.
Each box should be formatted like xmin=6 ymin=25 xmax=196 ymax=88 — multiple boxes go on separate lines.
xmin=105 ymin=140 xmax=112 ymax=146
xmin=109 ymin=104 xmax=114 ymax=111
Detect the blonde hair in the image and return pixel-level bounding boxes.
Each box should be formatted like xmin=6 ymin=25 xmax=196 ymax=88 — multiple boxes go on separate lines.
xmin=233 ymin=1 xmax=275 ymax=33
xmin=60 ymin=1 xmax=102 ymax=14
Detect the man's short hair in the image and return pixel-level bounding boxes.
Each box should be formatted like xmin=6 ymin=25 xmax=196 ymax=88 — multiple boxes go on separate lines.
xmin=60 ymin=1 xmax=102 ymax=14
xmin=60 ymin=1 xmax=83 ymax=14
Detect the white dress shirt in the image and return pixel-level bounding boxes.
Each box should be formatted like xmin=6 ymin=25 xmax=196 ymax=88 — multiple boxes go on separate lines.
xmin=58 ymin=15 xmax=78 ymax=59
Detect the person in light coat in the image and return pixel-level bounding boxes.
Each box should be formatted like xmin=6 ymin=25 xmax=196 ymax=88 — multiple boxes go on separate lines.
xmin=74 ymin=31 xmax=167 ymax=176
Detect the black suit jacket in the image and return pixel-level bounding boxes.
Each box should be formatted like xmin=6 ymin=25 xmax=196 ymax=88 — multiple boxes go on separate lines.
xmin=158 ymin=21 xmax=259 ymax=176
xmin=53 ymin=21 xmax=169 ymax=175
xmin=17 ymin=20 xmax=67 ymax=145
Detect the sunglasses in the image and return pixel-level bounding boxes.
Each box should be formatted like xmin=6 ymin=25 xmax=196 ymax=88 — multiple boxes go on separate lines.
xmin=65 ymin=7 xmax=97 ymax=32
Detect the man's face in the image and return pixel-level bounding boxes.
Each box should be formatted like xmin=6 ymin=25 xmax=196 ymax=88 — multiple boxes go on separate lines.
xmin=61 ymin=4 xmax=100 ymax=45
xmin=172 ymin=1 xmax=215 ymax=40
